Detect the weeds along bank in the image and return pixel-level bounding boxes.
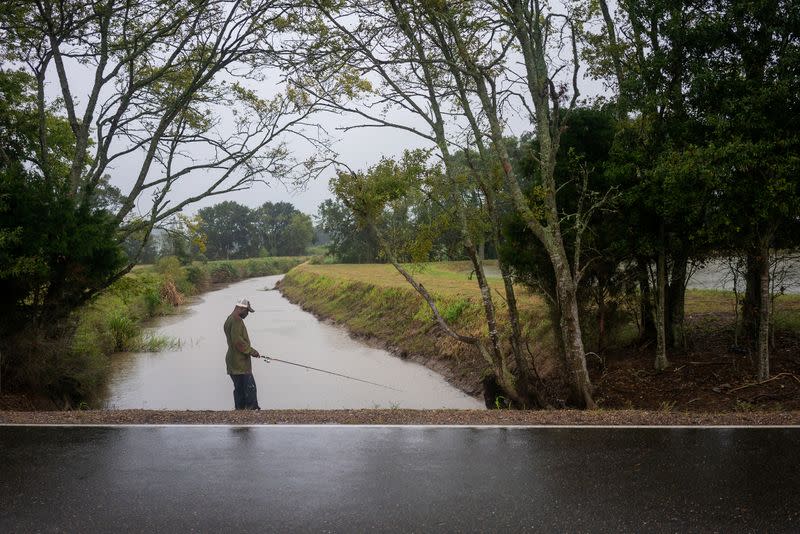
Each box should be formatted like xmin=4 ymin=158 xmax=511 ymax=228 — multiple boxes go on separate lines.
xmin=278 ymin=263 xmax=559 ymax=399
xmin=2 ymin=257 xmax=306 ymax=408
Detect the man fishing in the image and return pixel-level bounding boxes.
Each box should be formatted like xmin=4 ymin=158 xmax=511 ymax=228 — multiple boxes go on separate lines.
xmin=224 ymin=297 xmax=263 ymax=410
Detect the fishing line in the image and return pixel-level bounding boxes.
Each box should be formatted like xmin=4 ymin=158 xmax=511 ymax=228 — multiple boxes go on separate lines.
xmin=259 ymin=355 xmax=403 ymax=392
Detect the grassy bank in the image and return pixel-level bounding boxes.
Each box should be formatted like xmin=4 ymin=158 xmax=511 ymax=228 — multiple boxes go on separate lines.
xmin=279 ymin=262 xmax=800 ymax=410
xmin=3 ymin=256 xmax=306 ymax=408
xmin=279 ymin=262 xmax=556 ymax=398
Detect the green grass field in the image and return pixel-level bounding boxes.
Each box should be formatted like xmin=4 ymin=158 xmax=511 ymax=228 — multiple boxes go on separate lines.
xmin=298 ymin=262 xmax=800 ymax=319
xmin=286 ymin=261 xmax=800 ymax=356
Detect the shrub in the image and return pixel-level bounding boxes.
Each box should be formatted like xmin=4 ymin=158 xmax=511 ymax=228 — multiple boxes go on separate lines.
xmin=159 ymin=279 xmax=185 ymax=307
xmin=306 ymin=245 xmax=328 ymax=256
xmin=210 ymin=262 xmax=240 ymax=283
xmin=2 ymin=326 xmax=109 ymax=408
xmin=245 ymin=259 xmax=272 ymax=277
xmin=185 ymin=264 xmax=211 ymax=293
xmin=155 ymin=256 xmax=184 ymax=280
xmin=142 ymin=288 xmax=163 ymax=317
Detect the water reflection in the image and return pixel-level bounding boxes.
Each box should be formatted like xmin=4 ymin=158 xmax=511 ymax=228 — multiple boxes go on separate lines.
xmin=104 ymin=275 xmax=483 ymax=410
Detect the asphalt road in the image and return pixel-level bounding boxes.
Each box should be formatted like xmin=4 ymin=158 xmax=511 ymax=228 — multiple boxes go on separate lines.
xmin=1 ymin=425 xmax=798 ymax=533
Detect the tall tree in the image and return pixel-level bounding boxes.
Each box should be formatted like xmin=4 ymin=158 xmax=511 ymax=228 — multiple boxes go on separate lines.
xmin=281 ymin=212 xmax=315 ymax=256
xmin=417 ymin=0 xmax=599 ymax=406
xmin=254 ymin=201 xmax=300 ymax=256
xmin=0 ymin=0 xmax=325 ymax=314
xmin=592 ymin=0 xmax=800 ymax=379
xmin=0 ymin=69 xmax=125 ymax=324
xmin=197 ymin=201 xmax=257 ymax=260
xmin=290 ymin=0 xmax=557 ymax=407
xmin=588 ymin=0 xmax=728 ymax=369
xmin=316 ymin=198 xmax=380 ymax=263
xmin=501 ymin=107 xmax=623 ymax=355
xmin=289 ymin=0 xmax=605 ymax=406
xmin=690 ymin=0 xmax=800 ymax=380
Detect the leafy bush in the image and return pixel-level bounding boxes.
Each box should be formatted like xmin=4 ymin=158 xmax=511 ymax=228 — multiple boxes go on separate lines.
xmin=210 ymin=262 xmax=240 ymax=283
xmin=155 ymin=255 xmax=184 ymax=279
xmin=143 ymin=288 xmax=163 ymax=316
xmin=245 ymin=259 xmax=273 ymax=277
xmin=2 ymin=326 xmax=109 ymax=408
xmin=185 ymin=264 xmax=211 ymax=293
xmin=306 ymin=245 xmax=328 ymax=256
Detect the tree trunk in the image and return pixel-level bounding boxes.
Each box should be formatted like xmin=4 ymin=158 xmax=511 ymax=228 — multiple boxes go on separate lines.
xmin=731 ymin=257 xmax=742 ymax=348
xmin=553 ymin=260 xmax=596 ymax=408
xmin=667 ymin=254 xmax=688 ymax=349
xmin=742 ymin=251 xmax=764 ymax=344
xmin=488 ymin=187 xmax=547 ymax=407
xmin=429 ymin=0 xmax=593 ymax=407
xmin=597 ymin=285 xmax=607 ymax=353
xmin=463 ymin=244 xmax=526 ymax=405
xmin=499 ymin=256 xmax=548 ymax=408
xmin=637 ymin=257 xmax=656 ymax=341
xmin=757 ymin=242 xmax=771 ymax=380
xmin=653 ymin=245 xmax=669 ymax=371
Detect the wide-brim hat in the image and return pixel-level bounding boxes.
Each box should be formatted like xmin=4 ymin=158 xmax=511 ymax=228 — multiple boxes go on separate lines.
xmin=235 ymin=297 xmax=255 ymax=312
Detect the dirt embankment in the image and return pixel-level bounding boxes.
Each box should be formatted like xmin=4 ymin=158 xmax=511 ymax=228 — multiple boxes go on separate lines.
xmin=275 ymin=271 xmax=490 ymax=399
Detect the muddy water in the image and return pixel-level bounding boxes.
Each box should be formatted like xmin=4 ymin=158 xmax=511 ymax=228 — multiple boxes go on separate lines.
xmin=104 ymin=275 xmax=483 ymax=410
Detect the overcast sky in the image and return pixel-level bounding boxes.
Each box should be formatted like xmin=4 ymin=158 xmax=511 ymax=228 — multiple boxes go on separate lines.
xmin=49 ymin=60 xmax=437 ymax=220
xmin=46 ymin=10 xmax=606 ymax=223
xmin=53 ymin=64 xmax=555 ymax=220
xmin=213 ymin=104 xmax=548 ymax=218
xmin=215 ymin=108 xmax=436 ymax=218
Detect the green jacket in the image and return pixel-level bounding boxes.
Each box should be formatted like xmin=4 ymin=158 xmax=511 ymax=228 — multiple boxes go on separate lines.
xmin=224 ymin=313 xmax=255 ymax=375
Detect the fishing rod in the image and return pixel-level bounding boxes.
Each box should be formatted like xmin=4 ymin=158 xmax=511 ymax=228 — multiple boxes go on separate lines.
xmin=259 ymin=355 xmax=403 ymax=392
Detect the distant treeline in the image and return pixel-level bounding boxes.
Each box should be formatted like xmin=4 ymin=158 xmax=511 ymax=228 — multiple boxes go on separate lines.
xmin=128 ymin=201 xmax=318 ymax=263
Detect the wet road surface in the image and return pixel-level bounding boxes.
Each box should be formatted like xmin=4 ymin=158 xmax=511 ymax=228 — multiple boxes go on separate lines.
xmin=1 ymin=425 xmax=798 ymax=532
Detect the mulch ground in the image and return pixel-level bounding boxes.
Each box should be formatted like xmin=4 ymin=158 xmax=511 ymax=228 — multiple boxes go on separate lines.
xmin=592 ymin=318 xmax=800 ymax=413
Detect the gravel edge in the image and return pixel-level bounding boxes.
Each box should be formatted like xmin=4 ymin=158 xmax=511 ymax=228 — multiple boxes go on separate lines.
xmin=1 ymin=409 xmax=799 ymax=426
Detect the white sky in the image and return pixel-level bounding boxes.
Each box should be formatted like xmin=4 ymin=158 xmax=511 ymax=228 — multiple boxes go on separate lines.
xmin=215 ymin=108 xmax=436 ymax=218
xmin=44 ymin=6 xmax=607 ymax=222
xmin=50 ymin=64 xmax=552 ymax=220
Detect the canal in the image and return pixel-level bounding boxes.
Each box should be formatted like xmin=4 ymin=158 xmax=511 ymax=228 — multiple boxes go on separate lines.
xmin=104 ymin=275 xmax=483 ymax=410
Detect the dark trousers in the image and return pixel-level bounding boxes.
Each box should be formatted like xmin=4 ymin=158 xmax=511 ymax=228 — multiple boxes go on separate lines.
xmin=229 ymin=373 xmax=260 ymax=410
